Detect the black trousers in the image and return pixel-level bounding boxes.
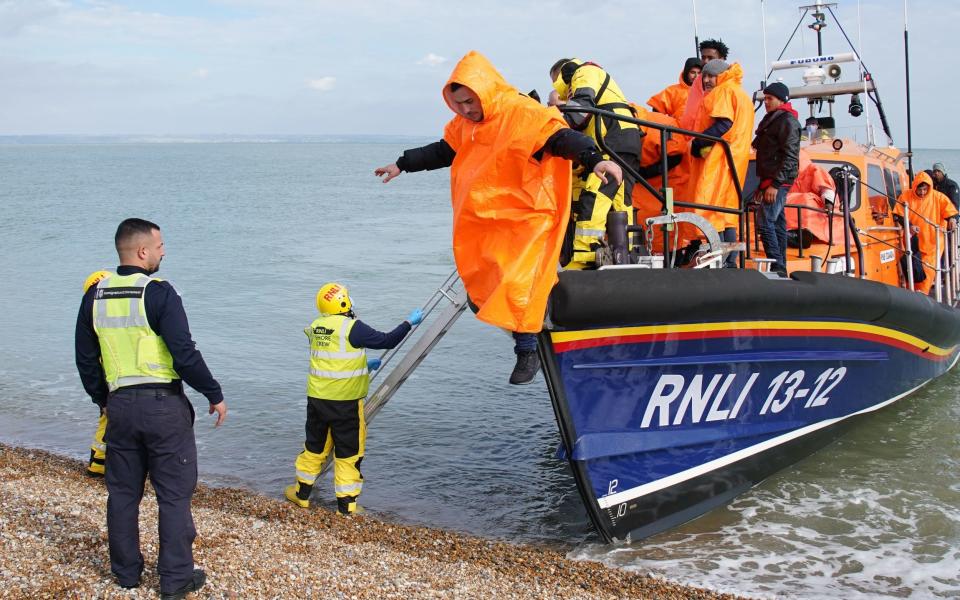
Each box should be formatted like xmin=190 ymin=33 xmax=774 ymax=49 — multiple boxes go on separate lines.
xmin=104 ymin=387 xmax=197 ymax=593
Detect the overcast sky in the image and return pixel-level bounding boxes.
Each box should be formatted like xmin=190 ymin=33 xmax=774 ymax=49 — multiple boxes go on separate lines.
xmin=1 ymin=0 xmax=955 ymax=148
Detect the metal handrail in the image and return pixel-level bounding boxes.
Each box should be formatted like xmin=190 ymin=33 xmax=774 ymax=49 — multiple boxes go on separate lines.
xmin=558 ymin=104 xmax=748 ymax=267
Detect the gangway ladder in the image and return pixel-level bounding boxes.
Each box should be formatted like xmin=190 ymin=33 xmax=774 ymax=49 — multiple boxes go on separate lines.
xmin=318 ymin=269 xmax=468 ymax=476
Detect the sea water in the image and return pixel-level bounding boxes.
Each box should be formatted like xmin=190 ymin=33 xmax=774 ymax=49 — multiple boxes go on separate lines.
xmin=0 ymin=139 xmax=957 ymax=598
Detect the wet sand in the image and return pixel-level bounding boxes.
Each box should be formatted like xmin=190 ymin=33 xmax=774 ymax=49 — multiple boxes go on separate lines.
xmin=0 ymin=444 xmax=750 ymax=599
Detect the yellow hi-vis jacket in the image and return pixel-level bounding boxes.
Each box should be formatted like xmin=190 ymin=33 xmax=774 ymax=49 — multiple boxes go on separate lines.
xmin=92 ymin=273 xmax=179 ymax=392
xmin=306 ymin=314 xmax=369 ymax=400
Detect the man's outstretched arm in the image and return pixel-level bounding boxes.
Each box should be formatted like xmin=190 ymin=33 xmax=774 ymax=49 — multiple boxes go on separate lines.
xmin=375 ymin=140 xmax=456 ymax=183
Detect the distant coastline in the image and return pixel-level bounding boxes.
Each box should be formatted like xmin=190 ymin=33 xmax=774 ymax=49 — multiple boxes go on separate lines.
xmin=0 ymin=134 xmax=436 ymax=145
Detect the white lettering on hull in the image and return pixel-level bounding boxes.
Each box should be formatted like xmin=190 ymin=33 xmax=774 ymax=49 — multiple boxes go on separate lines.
xmin=641 ymin=368 xmax=847 ymax=428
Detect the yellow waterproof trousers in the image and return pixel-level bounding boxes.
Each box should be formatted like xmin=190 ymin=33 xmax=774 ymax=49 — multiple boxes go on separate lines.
xmin=293 ymin=397 xmax=366 ymax=513
xmin=568 ymin=168 xmax=635 ymax=270
xmin=88 ymin=411 xmax=107 ymax=475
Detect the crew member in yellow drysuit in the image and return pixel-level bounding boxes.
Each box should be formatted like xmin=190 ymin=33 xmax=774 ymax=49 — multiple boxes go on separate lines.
xmin=285 ymin=283 xmax=423 ymax=514
xmin=374 ymin=51 xmax=621 ymax=385
xmin=549 ymin=58 xmax=642 ymax=270
xmin=82 ymin=269 xmax=113 ymax=477
xmin=894 ymin=172 xmax=958 ymax=294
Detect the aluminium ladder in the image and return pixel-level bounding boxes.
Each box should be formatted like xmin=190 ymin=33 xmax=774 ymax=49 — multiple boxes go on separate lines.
xmin=318 ymin=269 xmax=468 ymax=475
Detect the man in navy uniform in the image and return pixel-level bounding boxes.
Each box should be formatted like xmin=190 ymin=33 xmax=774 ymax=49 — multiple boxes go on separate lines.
xmin=75 ymin=218 xmax=227 ymax=599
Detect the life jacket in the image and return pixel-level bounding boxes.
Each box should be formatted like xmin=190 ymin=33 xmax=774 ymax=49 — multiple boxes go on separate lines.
xmin=555 ymin=60 xmax=641 ymax=157
xmin=305 ymin=314 xmax=369 ymax=400
xmin=92 ymin=273 xmax=179 ymax=392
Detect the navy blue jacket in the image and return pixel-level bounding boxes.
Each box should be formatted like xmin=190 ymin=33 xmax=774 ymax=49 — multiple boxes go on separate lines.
xmin=75 ymin=266 xmax=224 ymax=407
xmin=348 ymin=319 xmax=411 ymax=350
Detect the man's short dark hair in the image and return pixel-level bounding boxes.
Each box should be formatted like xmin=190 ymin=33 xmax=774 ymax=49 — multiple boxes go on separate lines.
xmin=550 ymin=58 xmax=572 ymax=78
xmin=700 ymin=38 xmax=730 ymax=60
xmin=115 ymin=218 xmax=160 ymax=253
xmin=449 ymin=82 xmax=463 ymax=92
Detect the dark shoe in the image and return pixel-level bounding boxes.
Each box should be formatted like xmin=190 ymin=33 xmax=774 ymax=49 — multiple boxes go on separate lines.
xmin=117 ymin=580 xmax=139 ymax=589
xmin=160 ymin=569 xmax=206 ymax=600
xmin=509 ymin=351 xmax=540 ymax=385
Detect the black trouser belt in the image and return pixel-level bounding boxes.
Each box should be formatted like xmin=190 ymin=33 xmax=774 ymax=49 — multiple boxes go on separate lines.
xmin=116 ymin=381 xmax=184 ymax=394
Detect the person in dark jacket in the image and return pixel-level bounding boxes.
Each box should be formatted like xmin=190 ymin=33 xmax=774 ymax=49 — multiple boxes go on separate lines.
xmin=75 ymin=218 xmax=226 ymax=599
xmin=751 ymin=82 xmax=801 ymax=276
xmin=931 ymin=162 xmax=960 ymax=209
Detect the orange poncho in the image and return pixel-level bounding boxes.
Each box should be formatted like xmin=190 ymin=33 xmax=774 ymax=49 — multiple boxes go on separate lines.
xmin=786 ymin=151 xmax=843 ymax=244
xmin=683 ymin=63 xmax=754 ymax=231
xmin=441 ymin=51 xmax=572 ymax=333
xmin=647 ymin=72 xmax=692 ymax=120
xmin=894 ymin=171 xmax=959 ymax=293
xmin=629 ymin=104 xmax=687 ymax=249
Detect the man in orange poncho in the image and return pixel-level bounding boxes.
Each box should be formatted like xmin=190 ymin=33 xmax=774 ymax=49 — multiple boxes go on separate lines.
xmin=683 ymin=59 xmax=753 ymax=266
xmin=374 ymin=51 xmax=622 ymax=385
xmin=894 ymin=171 xmax=958 ymax=294
xmin=648 ymin=58 xmax=702 ymax=120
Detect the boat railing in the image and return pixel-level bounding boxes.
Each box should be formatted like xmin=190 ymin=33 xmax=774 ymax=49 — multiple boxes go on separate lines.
xmin=853 ymin=170 xmax=960 ymax=305
xmin=557 ymin=104 xmax=749 ymax=268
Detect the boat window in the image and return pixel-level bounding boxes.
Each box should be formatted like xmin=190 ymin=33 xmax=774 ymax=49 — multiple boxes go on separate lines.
xmin=867 ymin=164 xmax=889 ymax=220
xmin=883 ymin=168 xmax=899 ymax=208
xmin=890 ymin=168 xmax=903 ymax=200
xmin=813 ymin=160 xmax=861 ymax=211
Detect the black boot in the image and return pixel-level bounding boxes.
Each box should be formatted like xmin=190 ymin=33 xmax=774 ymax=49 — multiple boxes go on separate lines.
xmin=160 ymin=569 xmax=206 ymax=600
xmin=509 ymin=350 xmax=540 ymax=385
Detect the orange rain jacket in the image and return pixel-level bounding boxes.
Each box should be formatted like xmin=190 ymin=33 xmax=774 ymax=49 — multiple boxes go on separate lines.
xmin=441 ymin=51 xmax=572 ymax=333
xmin=894 ymin=171 xmax=958 ymax=292
xmin=647 ymin=71 xmax=692 ymax=120
xmin=785 ymin=151 xmax=843 ymax=244
xmin=629 ymin=104 xmax=687 ymax=249
xmin=683 ymin=63 xmax=753 ymax=232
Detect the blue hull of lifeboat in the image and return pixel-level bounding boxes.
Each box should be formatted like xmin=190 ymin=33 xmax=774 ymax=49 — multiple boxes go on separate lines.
xmin=540 ymin=269 xmax=960 ymax=542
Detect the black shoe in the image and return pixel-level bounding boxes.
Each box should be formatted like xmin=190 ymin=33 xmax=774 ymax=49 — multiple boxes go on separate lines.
xmin=117 ymin=580 xmax=139 ymax=589
xmin=160 ymin=569 xmax=206 ymax=600
xmin=509 ymin=351 xmax=540 ymax=385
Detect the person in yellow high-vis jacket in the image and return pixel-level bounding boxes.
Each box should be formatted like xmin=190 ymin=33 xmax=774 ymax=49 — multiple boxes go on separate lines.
xmin=549 ymin=58 xmax=642 ymax=269
xmin=285 ymin=282 xmax=423 ymax=515
xmin=83 ymin=269 xmax=114 ymax=477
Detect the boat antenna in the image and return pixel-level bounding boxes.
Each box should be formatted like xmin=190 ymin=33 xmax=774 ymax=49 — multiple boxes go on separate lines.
xmin=902 ymin=0 xmax=914 ymax=182
xmin=825 ymin=4 xmax=895 ymax=145
xmin=692 ymin=0 xmax=700 ymax=57
xmin=761 ymin=0 xmax=769 ymax=90
xmin=857 ymin=0 xmax=875 ymax=146
xmin=764 ymin=8 xmax=810 ymax=83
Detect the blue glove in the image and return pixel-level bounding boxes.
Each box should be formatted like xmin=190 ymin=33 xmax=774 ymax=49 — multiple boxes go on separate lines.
xmin=407 ymin=308 xmax=424 ymax=326
xmin=366 ymin=357 xmax=382 ymax=371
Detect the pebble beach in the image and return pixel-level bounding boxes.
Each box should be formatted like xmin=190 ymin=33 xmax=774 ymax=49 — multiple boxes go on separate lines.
xmin=0 ymin=444 xmax=751 ymax=600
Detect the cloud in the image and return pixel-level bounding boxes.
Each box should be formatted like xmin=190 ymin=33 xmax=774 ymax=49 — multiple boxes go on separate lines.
xmin=306 ymin=76 xmax=336 ymax=91
xmin=192 ymin=68 xmax=209 ymax=79
xmin=0 ymin=0 xmax=62 ymax=38
xmin=416 ymin=53 xmax=447 ymax=67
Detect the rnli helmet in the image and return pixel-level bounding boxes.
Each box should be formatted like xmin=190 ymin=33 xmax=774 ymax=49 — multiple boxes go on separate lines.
xmin=316 ymin=282 xmax=353 ymax=316
xmin=83 ymin=270 xmax=112 ymax=293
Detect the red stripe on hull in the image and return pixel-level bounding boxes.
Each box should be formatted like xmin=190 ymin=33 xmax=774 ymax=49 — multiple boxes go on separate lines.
xmin=552 ymin=328 xmax=948 ymax=361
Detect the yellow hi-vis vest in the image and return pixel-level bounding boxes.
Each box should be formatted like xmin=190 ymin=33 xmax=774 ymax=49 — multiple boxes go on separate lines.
xmin=306 ymin=314 xmax=369 ymax=400
xmin=92 ymin=273 xmax=179 ymax=392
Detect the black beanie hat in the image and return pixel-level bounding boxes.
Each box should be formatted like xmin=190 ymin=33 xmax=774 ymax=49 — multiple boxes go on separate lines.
xmin=763 ymin=82 xmax=790 ymax=102
xmin=683 ymin=57 xmax=702 ymax=75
